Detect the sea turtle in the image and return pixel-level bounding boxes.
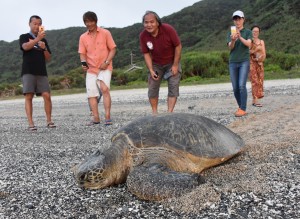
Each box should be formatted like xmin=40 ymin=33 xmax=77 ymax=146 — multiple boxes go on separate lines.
xmin=73 ymin=113 xmax=245 ymax=201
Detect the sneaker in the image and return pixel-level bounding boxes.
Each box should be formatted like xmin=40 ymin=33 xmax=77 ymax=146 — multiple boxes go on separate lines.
xmin=235 ymin=109 xmax=247 ymax=117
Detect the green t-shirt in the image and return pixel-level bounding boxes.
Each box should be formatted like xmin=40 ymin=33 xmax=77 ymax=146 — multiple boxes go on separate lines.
xmin=227 ymin=28 xmax=252 ymax=63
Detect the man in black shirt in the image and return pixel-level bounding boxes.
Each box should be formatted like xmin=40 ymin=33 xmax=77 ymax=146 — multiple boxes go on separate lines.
xmin=19 ymin=15 xmax=56 ymax=130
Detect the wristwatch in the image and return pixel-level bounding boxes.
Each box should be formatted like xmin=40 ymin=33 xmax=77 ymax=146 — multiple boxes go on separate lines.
xmin=104 ymin=60 xmax=110 ymax=65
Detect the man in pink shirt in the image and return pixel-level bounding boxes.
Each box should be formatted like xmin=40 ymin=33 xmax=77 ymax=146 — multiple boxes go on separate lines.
xmin=78 ymin=11 xmax=117 ymax=126
xmin=140 ymin=11 xmax=182 ymax=115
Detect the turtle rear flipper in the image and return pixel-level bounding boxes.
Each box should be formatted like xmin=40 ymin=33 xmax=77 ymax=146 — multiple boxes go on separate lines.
xmin=126 ymin=163 xmax=205 ymax=201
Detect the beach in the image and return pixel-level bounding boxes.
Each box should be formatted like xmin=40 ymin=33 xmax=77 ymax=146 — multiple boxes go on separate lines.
xmin=0 ymin=79 xmax=299 ymax=218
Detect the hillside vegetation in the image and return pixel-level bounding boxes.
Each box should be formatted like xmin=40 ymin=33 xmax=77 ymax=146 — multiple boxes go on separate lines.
xmin=0 ymin=0 xmax=299 ymax=96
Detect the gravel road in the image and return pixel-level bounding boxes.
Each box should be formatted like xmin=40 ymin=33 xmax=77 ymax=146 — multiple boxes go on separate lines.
xmin=0 ymin=79 xmax=299 ymax=218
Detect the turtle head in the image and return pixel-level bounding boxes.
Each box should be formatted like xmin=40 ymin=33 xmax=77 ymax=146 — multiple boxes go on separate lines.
xmin=73 ymin=149 xmax=129 ymax=189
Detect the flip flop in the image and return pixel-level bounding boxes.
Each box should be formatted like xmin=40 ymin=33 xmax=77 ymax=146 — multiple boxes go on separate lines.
xmin=252 ymin=103 xmax=263 ymax=107
xmin=28 ymin=126 xmax=37 ymax=131
xmin=86 ymin=121 xmax=100 ymax=126
xmin=47 ymin=122 xmax=56 ymax=128
xmin=105 ymin=119 xmax=112 ymax=126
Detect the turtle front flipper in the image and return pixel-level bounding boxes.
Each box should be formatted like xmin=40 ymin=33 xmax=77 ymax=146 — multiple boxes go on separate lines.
xmin=126 ymin=163 xmax=205 ymax=201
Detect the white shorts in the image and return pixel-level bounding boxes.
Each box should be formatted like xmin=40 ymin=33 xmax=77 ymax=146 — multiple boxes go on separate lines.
xmin=86 ymin=70 xmax=112 ymax=98
xmin=97 ymin=69 xmax=111 ymax=89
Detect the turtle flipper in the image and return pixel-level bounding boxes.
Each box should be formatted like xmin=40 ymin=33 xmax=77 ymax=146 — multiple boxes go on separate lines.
xmin=126 ymin=163 xmax=205 ymax=201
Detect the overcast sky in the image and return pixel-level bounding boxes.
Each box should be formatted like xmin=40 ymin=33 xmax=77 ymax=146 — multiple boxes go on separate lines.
xmin=1 ymin=0 xmax=200 ymax=42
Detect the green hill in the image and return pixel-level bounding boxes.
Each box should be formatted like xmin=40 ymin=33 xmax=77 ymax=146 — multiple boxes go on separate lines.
xmin=0 ymin=0 xmax=299 ymax=85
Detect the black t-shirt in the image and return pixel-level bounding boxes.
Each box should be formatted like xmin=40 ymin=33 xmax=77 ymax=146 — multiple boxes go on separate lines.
xmin=19 ymin=33 xmax=51 ymax=76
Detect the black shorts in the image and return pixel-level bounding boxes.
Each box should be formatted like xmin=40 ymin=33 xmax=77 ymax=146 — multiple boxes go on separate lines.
xmin=22 ymin=74 xmax=50 ymax=96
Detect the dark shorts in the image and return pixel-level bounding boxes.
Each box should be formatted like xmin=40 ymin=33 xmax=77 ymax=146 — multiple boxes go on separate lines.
xmin=148 ymin=63 xmax=181 ymax=98
xmin=22 ymin=74 xmax=50 ymax=96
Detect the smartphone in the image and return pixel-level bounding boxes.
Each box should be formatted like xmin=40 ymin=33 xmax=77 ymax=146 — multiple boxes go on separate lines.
xmin=231 ymin=26 xmax=237 ymax=35
xmin=81 ymin=61 xmax=89 ymax=68
xmin=154 ymin=71 xmax=159 ymax=78
xmin=39 ymin=26 xmax=45 ymax=32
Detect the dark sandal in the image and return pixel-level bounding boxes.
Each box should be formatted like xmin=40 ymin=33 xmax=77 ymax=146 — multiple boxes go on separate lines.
xmin=252 ymin=103 xmax=263 ymax=107
xmin=86 ymin=121 xmax=100 ymax=126
xmin=105 ymin=119 xmax=112 ymax=126
xmin=28 ymin=126 xmax=37 ymax=131
xmin=47 ymin=122 xmax=56 ymax=128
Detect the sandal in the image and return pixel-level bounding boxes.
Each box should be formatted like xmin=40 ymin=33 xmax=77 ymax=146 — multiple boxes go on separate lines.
xmin=47 ymin=122 xmax=56 ymax=128
xmin=28 ymin=126 xmax=37 ymax=131
xmin=252 ymin=103 xmax=263 ymax=107
xmin=86 ymin=121 xmax=100 ymax=126
xmin=105 ymin=119 xmax=112 ymax=126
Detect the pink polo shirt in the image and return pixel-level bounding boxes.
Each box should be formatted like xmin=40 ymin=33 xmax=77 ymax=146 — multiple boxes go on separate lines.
xmin=78 ymin=27 xmax=116 ymax=74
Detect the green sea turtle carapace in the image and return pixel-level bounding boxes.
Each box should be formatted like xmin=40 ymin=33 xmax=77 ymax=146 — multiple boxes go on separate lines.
xmin=73 ymin=113 xmax=245 ymax=200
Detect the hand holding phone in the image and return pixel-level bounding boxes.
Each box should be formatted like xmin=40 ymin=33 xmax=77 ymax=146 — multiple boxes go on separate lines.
xmin=39 ymin=26 xmax=45 ymax=32
xmin=231 ymin=26 xmax=236 ymax=36
xmin=81 ymin=61 xmax=89 ymax=68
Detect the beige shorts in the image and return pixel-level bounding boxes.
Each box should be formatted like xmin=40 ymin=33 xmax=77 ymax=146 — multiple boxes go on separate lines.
xmin=97 ymin=69 xmax=111 ymax=89
xmin=86 ymin=70 xmax=111 ymax=98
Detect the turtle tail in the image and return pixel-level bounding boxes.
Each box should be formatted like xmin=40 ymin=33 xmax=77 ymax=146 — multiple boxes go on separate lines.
xmin=126 ymin=163 xmax=205 ymax=201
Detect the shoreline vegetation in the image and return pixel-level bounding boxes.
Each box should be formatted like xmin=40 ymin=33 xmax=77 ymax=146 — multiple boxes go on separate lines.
xmin=1 ymin=50 xmax=300 ymax=100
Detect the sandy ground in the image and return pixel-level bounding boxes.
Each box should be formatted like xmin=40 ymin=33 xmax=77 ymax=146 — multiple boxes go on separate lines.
xmin=0 ymin=79 xmax=299 ymax=218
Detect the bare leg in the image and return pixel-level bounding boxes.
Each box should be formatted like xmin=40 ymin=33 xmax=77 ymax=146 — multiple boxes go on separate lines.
xmin=99 ymin=80 xmax=111 ymax=121
xmin=89 ymin=97 xmax=100 ymax=122
xmin=25 ymin=93 xmax=34 ymax=127
xmin=167 ymin=96 xmax=177 ymax=112
xmin=149 ymin=97 xmax=159 ymax=115
xmin=41 ymin=92 xmax=53 ymax=123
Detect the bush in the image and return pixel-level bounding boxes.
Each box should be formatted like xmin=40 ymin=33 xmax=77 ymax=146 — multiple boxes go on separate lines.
xmin=266 ymin=50 xmax=300 ymax=71
xmin=264 ymin=64 xmax=282 ymax=73
xmin=64 ymin=68 xmax=85 ymax=88
xmin=49 ymin=76 xmax=64 ymax=90
xmin=112 ymin=68 xmax=146 ymax=86
xmin=181 ymin=51 xmax=228 ymax=78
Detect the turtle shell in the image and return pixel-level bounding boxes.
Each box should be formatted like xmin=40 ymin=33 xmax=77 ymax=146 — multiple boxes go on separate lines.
xmin=112 ymin=113 xmax=244 ymax=159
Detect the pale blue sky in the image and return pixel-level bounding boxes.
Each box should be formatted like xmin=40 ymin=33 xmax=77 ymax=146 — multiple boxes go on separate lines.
xmin=0 ymin=0 xmax=200 ymax=42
